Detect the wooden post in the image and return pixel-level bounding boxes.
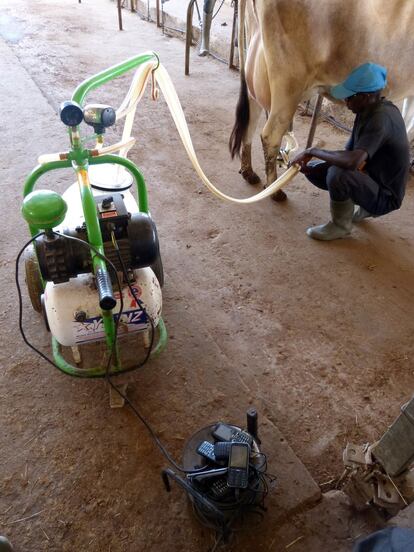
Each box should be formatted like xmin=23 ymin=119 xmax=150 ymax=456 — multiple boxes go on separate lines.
xmin=117 ymin=0 xmax=123 ymax=31
xmin=229 ymin=0 xmax=238 ymax=69
xmin=185 ymin=0 xmax=196 ymax=75
xmin=156 ymin=0 xmax=161 ymax=27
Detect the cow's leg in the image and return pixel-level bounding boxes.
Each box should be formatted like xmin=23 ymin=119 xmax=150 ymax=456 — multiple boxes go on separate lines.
xmin=261 ymin=92 xmax=302 ymax=202
xmin=240 ymin=97 xmax=262 ymax=185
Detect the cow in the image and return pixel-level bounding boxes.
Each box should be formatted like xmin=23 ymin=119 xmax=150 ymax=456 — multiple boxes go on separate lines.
xmin=229 ymin=0 xmax=414 ymax=201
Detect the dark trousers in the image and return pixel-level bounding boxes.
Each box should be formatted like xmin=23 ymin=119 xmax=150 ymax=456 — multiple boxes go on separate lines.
xmin=305 ymin=161 xmax=395 ymax=216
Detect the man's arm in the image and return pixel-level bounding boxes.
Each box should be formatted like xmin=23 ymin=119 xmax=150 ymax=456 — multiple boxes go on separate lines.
xmin=291 ymin=147 xmax=368 ymax=172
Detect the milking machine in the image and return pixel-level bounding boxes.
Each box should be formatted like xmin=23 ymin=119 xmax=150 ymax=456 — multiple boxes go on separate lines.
xmin=18 ymin=49 xmax=300 ymax=378
xmin=19 ymin=52 xmax=167 ymax=378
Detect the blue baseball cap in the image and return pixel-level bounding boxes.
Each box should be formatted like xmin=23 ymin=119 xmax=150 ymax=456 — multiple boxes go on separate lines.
xmin=331 ymin=62 xmax=387 ymax=99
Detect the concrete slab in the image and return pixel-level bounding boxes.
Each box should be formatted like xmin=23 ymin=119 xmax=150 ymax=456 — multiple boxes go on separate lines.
xmin=270 ymin=491 xmax=361 ymax=552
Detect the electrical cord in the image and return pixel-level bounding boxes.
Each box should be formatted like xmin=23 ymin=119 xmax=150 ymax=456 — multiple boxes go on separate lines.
xmin=16 ymin=232 xmax=60 ymax=369
xmin=16 ymin=232 xmax=125 ymax=374
xmin=17 ymin=231 xmax=275 ymax=543
xmin=106 ymin=232 xmax=210 ymax=474
xmin=193 ymin=475 xmax=269 ymax=551
xmin=16 ymin=231 xmax=206 ymax=475
xmin=109 ymin=231 xmax=155 ymax=369
xmin=189 ymin=451 xmax=274 ymax=549
xmin=91 ymin=232 xmax=277 ymax=540
xmin=51 ymin=231 xmax=126 ymax=377
xmin=212 ymin=0 xmax=226 ymax=20
xmin=17 ymin=234 xmax=275 ymax=496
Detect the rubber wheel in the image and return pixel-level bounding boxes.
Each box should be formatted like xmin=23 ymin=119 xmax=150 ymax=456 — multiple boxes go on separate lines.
xmin=151 ymin=252 xmax=164 ymax=288
xmin=24 ymin=246 xmax=43 ymax=313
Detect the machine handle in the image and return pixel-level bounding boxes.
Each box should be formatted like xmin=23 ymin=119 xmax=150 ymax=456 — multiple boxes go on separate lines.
xmin=72 ymin=52 xmax=157 ymax=106
xmin=95 ymin=268 xmax=117 ymax=311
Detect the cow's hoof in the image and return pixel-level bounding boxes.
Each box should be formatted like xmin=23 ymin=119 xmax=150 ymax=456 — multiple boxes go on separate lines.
xmin=271 ymin=189 xmax=288 ymax=202
xmin=239 ymin=169 xmax=261 ymax=185
xmin=199 ymin=49 xmax=208 ymax=57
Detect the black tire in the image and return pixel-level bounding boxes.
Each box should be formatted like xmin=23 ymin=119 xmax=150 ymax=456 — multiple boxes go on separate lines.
xmin=151 ymin=252 xmax=164 ymax=288
xmin=24 ymin=246 xmax=43 ymax=313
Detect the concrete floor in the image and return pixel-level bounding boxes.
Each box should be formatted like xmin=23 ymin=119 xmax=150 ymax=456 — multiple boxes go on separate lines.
xmin=1 ymin=1 xmax=414 ymax=550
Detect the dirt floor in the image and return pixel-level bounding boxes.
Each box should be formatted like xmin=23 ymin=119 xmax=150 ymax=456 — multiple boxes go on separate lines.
xmin=1 ymin=1 xmax=414 ymax=551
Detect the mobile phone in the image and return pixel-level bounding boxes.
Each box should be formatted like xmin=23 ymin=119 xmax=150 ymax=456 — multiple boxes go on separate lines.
xmin=212 ymin=423 xmax=234 ymax=442
xmin=187 ymin=467 xmax=228 ymax=482
xmin=231 ymin=429 xmax=253 ymax=446
xmin=227 ymin=442 xmax=250 ymax=489
xmin=196 ymin=441 xmax=217 ymax=464
xmin=213 ymin=441 xmax=232 ymax=461
xmin=212 ymin=423 xmax=253 ymax=446
xmin=210 ymin=477 xmax=231 ymax=499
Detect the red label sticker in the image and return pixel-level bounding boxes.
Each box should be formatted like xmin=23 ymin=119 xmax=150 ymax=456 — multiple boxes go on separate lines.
xmin=101 ymin=210 xmax=117 ymax=218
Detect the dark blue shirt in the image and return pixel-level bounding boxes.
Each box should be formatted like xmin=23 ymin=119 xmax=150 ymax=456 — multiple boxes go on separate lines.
xmin=347 ymin=100 xmax=410 ymax=210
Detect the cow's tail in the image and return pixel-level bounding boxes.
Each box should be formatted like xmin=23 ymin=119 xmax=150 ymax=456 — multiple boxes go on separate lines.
xmin=229 ymin=0 xmax=249 ymax=159
xmin=229 ymin=78 xmax=249 ymax=159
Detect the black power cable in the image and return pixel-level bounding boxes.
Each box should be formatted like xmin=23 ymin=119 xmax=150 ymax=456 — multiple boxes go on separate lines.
xmin=96 ymin=237 xmax=278 ymax=544
xmin=108 ymin=230 xmax=155 ymax=371
xmin=106 ymin=231 xmax=208 ymax=473
xmin=17 ymin=231 xmax=276 ymax=545
xmin=16 ymin=231 xmax=206 ymax=474
xmin=188 ymin=451 xmax=274 ymax=551
xmin=16 ymin=232 xmax=124 ymax=374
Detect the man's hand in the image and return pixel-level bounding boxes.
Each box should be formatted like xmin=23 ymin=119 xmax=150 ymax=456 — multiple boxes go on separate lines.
xmin=292 ymin=146 xmax=368 ymax=172
xmin=290 ymin=148 xmax=313 ymax=172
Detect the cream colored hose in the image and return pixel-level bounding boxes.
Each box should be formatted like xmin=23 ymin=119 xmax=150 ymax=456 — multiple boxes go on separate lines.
xmin=39 ymin=59 xmax=300 ymax=202
xmin=153 ymin=63 xmax=299 ymax=204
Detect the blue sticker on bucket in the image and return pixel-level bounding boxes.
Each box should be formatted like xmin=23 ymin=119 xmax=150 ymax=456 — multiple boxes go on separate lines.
xmin=73 ymin=308 xmax=148 ymax=344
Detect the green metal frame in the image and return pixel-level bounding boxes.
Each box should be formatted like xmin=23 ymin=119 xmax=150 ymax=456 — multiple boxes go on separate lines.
xmin=22 ymin=52 xmax=167 ymax=377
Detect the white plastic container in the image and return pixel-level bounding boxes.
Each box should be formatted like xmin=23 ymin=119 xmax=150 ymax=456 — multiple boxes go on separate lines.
xmin=43 ymin=268 xmax=161 ymax=346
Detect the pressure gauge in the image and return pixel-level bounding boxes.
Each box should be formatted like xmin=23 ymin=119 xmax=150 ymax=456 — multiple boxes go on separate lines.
xmin=59 ymin=101 xmax=84 ymax=127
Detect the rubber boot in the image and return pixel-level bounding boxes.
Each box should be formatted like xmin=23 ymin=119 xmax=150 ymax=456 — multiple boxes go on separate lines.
xmin=306 ymin=199 xmax=354 ymax=241
xmin=199 ymin=9 xmax=213 ymax=56
xmin=0 ymin=537 xmax=14 ymax=552
xmin=353 ymin=205 xmax=372 ymax=223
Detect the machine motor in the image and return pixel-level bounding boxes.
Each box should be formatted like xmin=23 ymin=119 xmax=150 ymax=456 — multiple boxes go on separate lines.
xmin=34 ymin=192 xmax=160 ymax=284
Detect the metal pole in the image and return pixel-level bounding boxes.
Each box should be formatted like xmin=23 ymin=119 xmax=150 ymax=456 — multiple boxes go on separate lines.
xmin=156 ymin=0 xmax=161 ymax=27
xmin=117 ymin=0 xmax=123 ymax=31
xmin=185 ymin=0 xmax=196 ymax=75
xmin=229 ymin=0 xmax=238 ymax=69
xmin=306 ymin=94 xmax=323 ymax=149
